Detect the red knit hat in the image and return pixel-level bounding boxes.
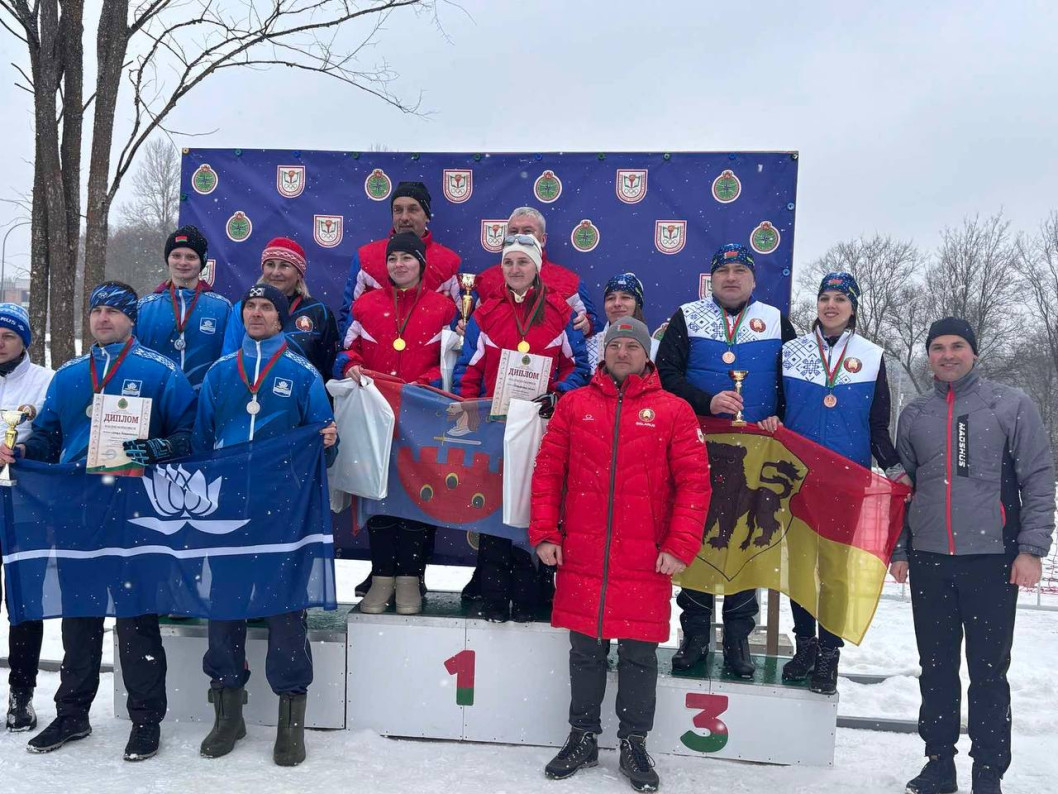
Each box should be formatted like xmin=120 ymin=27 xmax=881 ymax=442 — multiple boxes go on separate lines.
xmin=261 ymin=236 xmax=307 ymax=277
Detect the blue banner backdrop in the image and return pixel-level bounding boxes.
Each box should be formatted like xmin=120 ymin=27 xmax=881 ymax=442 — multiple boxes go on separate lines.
xmin=179 ymin=150 xmax=798 ymax=329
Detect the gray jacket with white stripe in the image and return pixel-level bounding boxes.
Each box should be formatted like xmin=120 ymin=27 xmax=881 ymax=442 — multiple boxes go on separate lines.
xmin=892 ymin=369 xmax=1055 ymax=561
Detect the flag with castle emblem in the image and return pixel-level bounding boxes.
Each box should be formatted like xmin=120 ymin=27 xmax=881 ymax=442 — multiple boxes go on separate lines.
xmin=676 ymin=419 xmax=910 ymax=644
xmin=0 ymin=425 xmax=336 ymax=623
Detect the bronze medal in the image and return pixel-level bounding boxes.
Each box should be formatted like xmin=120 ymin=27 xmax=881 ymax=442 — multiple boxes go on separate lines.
xmin=823 ymin=394 xmax=838 ymax=408
xmin=722 ymin=350 xmax=736 ymax=364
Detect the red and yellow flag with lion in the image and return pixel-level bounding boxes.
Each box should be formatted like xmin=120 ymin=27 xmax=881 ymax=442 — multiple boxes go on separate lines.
xmin=676 ymin=419 xmax=911 ymax=645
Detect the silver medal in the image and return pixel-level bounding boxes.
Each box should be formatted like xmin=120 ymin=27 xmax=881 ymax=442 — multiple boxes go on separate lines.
xmin=246 ymin=398 xmax=261 ymax=416
xmin=174 ymin=335 xmax=186 ymax=351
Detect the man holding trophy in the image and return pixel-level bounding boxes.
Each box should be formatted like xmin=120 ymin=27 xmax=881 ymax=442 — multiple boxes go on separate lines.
xmin=655 ymin=243 xmax=796 ymax=678
xmin=0 ymin=303 xmax=53 ymax=733
xmin=0 ymin=282 xmax=196 ymax=761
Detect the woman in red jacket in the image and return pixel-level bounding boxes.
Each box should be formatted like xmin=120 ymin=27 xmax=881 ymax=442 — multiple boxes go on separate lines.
xmin=336 ymin=232 xmax=457 ymax=616
xmin=530 ymin=318 xmax=710 ymax=792
xmin=453 ymin=234 xmax=590 ymax=623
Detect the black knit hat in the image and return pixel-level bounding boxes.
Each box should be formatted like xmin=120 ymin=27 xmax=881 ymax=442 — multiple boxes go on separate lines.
xmin=164 ymin=225 xmax=209 ymax=270
xmin=391 ymin=181 xmax=432 ymax=219
xmin=926 ymin=316 xmax=978 ymax=355
xmin=242 ymin=282 xmax=290 ymax=329
xmin=386 ymin=231 xmax=428 ymax=276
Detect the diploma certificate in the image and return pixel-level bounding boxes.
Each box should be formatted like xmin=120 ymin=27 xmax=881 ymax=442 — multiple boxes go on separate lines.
xmin=490 ymin=349 xmax=550 ymax=418
xmin=86 ymin=394 xmax=153 ymax=476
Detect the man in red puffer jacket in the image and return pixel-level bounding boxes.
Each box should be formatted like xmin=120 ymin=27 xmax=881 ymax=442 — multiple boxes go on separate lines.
xmin=530 ymin=317 xmax=710 ymax=793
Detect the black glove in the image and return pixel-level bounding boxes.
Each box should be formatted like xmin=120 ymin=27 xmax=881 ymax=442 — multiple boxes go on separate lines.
xmin=533 ymin=392 xmax=558 ymax=419
xmin=123 ymin=437 xmax=174 ymax=466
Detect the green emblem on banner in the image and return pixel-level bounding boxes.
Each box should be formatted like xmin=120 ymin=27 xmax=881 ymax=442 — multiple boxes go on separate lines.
xmin=365 ymin=168 xmax=392 ymax=201
xmin=191 ymin=164 xmax=218 ymax=195
xmin=750 ymin=221 xmax=780 ymax=254
xmin=225 ymin=211 xmax=252 ymax=242
xmin=711 ymin=169 xmax=741 ymax=203
xmin=533 ymin=170 xmax=562 ymax=203
xmin=570 ymin=219 xmax=600 ymax=253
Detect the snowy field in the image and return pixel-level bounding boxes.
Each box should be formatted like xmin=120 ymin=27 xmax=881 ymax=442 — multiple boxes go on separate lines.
xmin=0 ymin=559 xmax=1055 ymax=794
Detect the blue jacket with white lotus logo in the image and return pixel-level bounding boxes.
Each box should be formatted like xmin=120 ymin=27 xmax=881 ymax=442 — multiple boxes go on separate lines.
xmin=135 ymin=284 xmax=232 ymax=389
xmin=22 ymin=338 xmax=196 ymax=464
xmin=193 ymin=331 xmax=335 ymax=461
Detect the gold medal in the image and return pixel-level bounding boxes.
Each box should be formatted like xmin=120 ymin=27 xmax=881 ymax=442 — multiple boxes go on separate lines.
xmin=823 ymin=394 xmax=838 ymax=408
xmin=517 ymin=340 xmax=530 ymax=353
xmin=722 ymin=350 xmax=736 ymax=364
xmin=393 ymin=337 xmax=407 ymax=351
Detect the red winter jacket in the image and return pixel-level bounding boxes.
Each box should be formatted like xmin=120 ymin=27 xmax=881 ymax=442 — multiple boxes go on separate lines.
xmin=476 ymin=253 xmax=590 ymax=327
xmin=454 ymin=286 xmax=589 ymax=398
xmin=334 ymin=283 xmax=458 ymax=384
xmin=529 ymin=366 xmax=711 ymax=643
xmin=353 ymin=230 xmax=461 ymax=302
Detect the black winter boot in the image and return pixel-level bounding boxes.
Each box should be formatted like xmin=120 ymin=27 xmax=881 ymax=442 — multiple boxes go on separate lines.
xmin=619 ymin=735 xmax=660 ymax=792
xmin=810 ymin=647 xmax=840 ymax=695
xmin=905 ymin=754 xmax=958 ymax=794
xmin=354 ymin=572 xmax=372 ymax=598
xmin=273 ymin=693 xmax=307 ymax=767
xmin=671 ymin=633 xmax=710 ymax=671
xmin=26 ymin=715 xmax=91 ymax=753
xmin=461 ymin=567 xmax=483 ymax=602
xmin=123 ymin=722 xmax=160 ymax=761
xmin=6 ymin=687 xmax=36 ymax=732
xmin=971 ymin=764 xmax=1003 ymax=794
xmin=200 ymin=688 xmax=247 ymax=758
xmin=722 ymin=634 xmax=755 ymax=679
xmin=544 ymin=729 xmax=598 ymax=779
xmin=782 ymin=636 xmax=819 ymax=682
xmin=483 ymin=600 xmax=510 ymax=623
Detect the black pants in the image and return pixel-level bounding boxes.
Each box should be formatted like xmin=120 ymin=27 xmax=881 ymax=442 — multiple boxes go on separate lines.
xmin=2 ymin=568 xmax=43 ymax=689
xmin=479 ymin=534 xmax=537 ymax=608
xmin=367 ymin=516 xmax=429 ymax=577
xmin=568 ymin=631 xmax=658 ymax=739
xmin=55 ymin=615 xmax=167 ymax=725
xmin=204 ymin=611 xmax=312 ymax=695
xmin=677 ymin=587 xmax=758 ymax=641
xmin=909 ymin=551 xmax=1018 ymax=774
xmin=790 ymin=600 xmax=844 ymax=649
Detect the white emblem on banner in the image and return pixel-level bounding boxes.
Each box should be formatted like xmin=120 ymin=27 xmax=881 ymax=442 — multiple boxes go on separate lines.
xmin=314 ymin=215 xmax=344 ymax=248
xmin=699 ymin=274 xmax=712 ymax=299
xmin=276 ymin=165 xmax=305 ymax=198
xmin=654 ymin=220 xmax=687 ymax=255
xmin=481 ymin=220 xmax=508 ymax=253
xmin=615 ymin=169 xmax=648 ymax=204
xmin=443 ymin=169 xmax=473 ymax=203
xmin=129 ymin=466 xmax=250 ymax=534
xmin=202 ymin=258 xmax=217 ymax=287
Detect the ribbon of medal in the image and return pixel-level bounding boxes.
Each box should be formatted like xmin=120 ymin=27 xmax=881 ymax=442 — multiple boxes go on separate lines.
xmin=86 ymin=337 xmax=135 ymax=416
xmin=815 ymin=329 xmax=852 ymax=408
xmin=170 ymin=282 xmax=204 ymax=352
xmin=721 ymin=307 xmax=747 ymax=364
xmin=237 ymin=342 xmax=288 ymax=416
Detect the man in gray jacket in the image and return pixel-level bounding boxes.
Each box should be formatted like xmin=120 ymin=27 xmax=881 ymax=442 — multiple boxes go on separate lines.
xmin=890 ymin=317 xmax=1055 ymax=794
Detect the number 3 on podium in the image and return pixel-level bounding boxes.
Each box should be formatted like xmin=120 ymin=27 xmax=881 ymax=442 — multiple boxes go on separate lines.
xmin=444 ymin=650 xmax=476 ymax=706
xmin=680 ymin=693 xmax=729 ymax=753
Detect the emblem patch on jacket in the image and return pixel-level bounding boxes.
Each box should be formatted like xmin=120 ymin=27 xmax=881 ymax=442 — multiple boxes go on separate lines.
xmin=273 ymin=378 xmax=293 ymax=398
xmin=956 ymin=415 xmax=970 ymax=477
xmin=199 ymin=318 xmax=217 ymax=335
xmin=121 ymin=379 xmax=143 ymax=397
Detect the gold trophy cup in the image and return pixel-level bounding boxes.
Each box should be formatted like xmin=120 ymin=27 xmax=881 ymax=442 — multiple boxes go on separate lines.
xmin=0 ymin=404 xmax=36 ymax=487
xmin=728 ymin=370 xmax=749 ymax=427
xmin=459 ymin=273 xmax=477 ymax=325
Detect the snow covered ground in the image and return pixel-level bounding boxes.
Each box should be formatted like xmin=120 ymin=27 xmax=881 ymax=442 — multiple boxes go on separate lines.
xmin=0 ymin=559 xmax=1055 ymax=794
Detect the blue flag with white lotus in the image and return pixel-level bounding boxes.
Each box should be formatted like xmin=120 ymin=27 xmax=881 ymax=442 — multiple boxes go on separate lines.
xmin=0 ymin=425 xmax=336 ymax=624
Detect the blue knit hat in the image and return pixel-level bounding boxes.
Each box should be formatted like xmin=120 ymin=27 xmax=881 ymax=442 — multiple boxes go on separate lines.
xmin=710 ymin=243 xmax=755 ymax=273
xmin=818 ymin=271 xmax=861 ymax=310
xmin=90 ymin=282 xmax=139 ymax=323
xmin=0 ymin=303 xmax=30 ymax=347
xmin=242 ymin=282 xmax=290 ymax=328
xmin=604 ymin=272 xmax=645 ymax=308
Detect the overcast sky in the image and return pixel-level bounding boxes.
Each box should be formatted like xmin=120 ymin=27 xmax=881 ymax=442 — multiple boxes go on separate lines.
xmin=1 ymin=0 xmax=1056 ymax=284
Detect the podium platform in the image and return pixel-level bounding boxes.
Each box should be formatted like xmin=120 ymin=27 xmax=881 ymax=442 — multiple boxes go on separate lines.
xmin=346 ymin=593 xmax=837 ymax=767
xmin=112 ymin=593 xmax=837 ymax=765
xmin=113 ymin=609 xmax=349 ymax=729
